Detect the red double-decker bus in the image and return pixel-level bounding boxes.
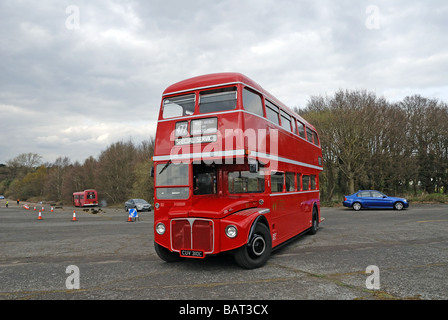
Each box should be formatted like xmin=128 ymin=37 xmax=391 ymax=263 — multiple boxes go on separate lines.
xmin=153 ymin=73 xmax=323 ymax=268
xmin=72 ymin=189 xmax=98 ymax=207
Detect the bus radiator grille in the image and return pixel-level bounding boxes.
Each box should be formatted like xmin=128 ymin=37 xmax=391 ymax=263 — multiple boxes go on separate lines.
xmin=171 ymin=219 xmax=214 ymax=253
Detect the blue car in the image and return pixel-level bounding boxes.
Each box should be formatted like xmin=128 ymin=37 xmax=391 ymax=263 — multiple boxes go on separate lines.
xmin=343 ymin=190 xmax=409 ymax=211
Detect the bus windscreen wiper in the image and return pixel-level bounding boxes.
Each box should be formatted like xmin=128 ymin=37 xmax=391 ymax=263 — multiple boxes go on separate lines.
xmin=158 ymin=160 xmax=172 ymax=175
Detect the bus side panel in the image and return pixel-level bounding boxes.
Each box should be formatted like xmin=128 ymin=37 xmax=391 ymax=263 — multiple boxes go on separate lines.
xmin=271 ymin=194 xmax=305 ymax=243
xmin=269 ymin=193 xmax=319 ymax=248
xmin=242 ymin=107 xmax=322 ymax=171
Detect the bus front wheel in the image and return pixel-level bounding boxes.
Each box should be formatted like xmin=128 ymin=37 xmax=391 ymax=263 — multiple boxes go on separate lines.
xmin=154 ymin=242 xmax=183 ymax=263
xmin=234 ymin=223 xmax=272 ymax=269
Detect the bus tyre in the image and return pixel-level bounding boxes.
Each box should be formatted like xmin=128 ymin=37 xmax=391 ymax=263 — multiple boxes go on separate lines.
xmin=154 ymin=242 xmax=183 ymax=263
xmin=309 ymin=207 xmax=319 ymax=235
xmin=234 ymin=223 xmax=272 ymax=269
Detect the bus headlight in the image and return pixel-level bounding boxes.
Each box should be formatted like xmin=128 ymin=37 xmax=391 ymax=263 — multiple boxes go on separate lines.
xmin=225 ymin=225 xmax=238 ymax=238
xmin=156 ymin=223 xmax=166 ymax=235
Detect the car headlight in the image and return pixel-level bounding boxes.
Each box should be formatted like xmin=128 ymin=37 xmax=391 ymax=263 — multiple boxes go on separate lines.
xmin=225 ymin=225 xmax=238 ymax=238
xmin=156 ymin=223 xmax=166 ymax=235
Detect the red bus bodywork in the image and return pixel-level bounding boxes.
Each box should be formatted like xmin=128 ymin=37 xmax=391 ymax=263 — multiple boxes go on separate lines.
xmin=153 ymin=73 xmax=323 ymax=268
xmin=72 ymin=189 xmax=98 ymax=207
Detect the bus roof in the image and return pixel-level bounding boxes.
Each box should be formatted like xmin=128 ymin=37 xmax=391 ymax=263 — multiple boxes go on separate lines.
xmin=163 ymin=72 xmax=262 ymax=96
xmin=162 ymin=72 xmax=315 ymax=131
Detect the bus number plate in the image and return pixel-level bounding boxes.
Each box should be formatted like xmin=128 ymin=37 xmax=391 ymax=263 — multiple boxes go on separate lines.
xmin=175 ymin=135 xmax=217 ymax=145
xmin=180 ymin=249 xmax=205 ymax=259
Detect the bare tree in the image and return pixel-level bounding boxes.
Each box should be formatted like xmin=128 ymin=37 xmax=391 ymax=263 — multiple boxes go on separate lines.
xmin=96 ymin=140 xmax=137 ymax=203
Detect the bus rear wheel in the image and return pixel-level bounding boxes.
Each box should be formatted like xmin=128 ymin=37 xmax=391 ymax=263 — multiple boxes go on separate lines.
xmin=234 ymin=223 xmax=272 ymax=269
xmin=309 ymin=207 xmax=319 ymax=235
xmin=154 ymin=242 xmax=183 ymax=263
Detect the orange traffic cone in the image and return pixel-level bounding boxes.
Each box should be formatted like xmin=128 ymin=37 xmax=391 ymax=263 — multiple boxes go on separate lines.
xmin=38 ymin=211 xmax=43 ymax=220
xmin=127 ymin=213 xmax=133 ymax=222
xmin=72 ymin=210 xmax=77 ymax=222
xmin=51 ymin=207 xmax=54 ymax=212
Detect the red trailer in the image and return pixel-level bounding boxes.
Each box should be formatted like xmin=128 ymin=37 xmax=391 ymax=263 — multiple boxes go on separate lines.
xmin=72 ymin=189 xmax=98 ymax=207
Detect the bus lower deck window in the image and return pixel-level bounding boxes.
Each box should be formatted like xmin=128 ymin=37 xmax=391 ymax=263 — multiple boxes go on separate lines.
xmin=271 ymin=172 xmax=284 ymax=193
xmin=228 ymin=171 xmax=265 ymax=194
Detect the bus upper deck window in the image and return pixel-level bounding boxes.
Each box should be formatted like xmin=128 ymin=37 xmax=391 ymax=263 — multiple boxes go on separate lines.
xmin=306 ymin=128 xmax=314 ymax=143
xmin=280 ymin=110 xmax=292 ymax=132
xmin=199 ymin=87 xmax=237 ymax=114
xmin=243 ymin=88 xmax=264 ymax=117
xmin=312 ymin=131 xmax=319 ymax=146
xmin=265 ymin=101 xmax=280 ymax=126
xmin=297 ymin=121 xmax=305 ymax=138
xmin=163 ymin=94 xmax=195 ymax=119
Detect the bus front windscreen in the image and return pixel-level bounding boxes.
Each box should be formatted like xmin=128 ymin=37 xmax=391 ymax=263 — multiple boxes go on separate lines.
xmin=156 ymin=163 xmax=190 ymax=199
xmin=162 ymin=94 xmax=195 ymax=119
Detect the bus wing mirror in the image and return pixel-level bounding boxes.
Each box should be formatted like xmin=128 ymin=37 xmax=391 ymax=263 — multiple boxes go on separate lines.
xmin=150 ymin=166 xmax=154 ymax=177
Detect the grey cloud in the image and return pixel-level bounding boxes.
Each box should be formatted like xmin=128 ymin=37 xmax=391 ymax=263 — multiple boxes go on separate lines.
xmin=1 ymin=0 xmax=447 ymax=163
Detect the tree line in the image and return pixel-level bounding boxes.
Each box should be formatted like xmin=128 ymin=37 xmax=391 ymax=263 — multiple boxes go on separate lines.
xmin=0 ymin=139 xmax=154 ymax=206
xmin=297 ymin=90 xmax=448 ymax=203
xmin=1 ymin=90 xmax=447 ymax=206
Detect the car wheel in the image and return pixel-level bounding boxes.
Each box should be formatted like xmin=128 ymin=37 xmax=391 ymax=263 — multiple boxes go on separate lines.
xmin=352 ymin=202 xmax=362 ymax=211
xmin=124 ymin=206 xmax=128 ymax=212
xmin=234 ymin=223 xmax=272 ymax=269
xmin=394 ymin=202 xmax=404 ymax=210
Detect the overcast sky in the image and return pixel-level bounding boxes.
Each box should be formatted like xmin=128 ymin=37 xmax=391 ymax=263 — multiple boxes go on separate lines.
xmin=1 ymin=0 xmax=447 ymax=164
